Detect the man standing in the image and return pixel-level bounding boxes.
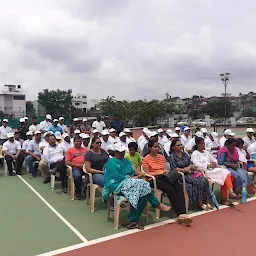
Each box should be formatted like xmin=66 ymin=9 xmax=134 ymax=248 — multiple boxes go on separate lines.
xmin=111 ymin=115 xmax=124 ymax=135
xmin=29 ymin=117 xmax=42 ymax=134
xmin=58 ymin=117 xmax=68 ymax=133
xmin=40 ymin=114 xmax=52 ymax=132
xmin=25 ymin=131 xmax=42 ymax=178
xmin=3 ymin=133 xmax=24 ymax=175
xmin=0 ymin=119 xmax=12 ymax=145
xmin=17 ymin=118 xmax=29 ymax=141
xmin=80 ymin=118 xmax=91 ymax=133
xmin=70 ymin=118 xmax=80 ymax=137
xmin=92 ymin=116 xmax=106 ymax=134
xmin=43 ymin=135 xmax=67 ymax=193
xmin=49 ymin=119 xmax=63 ymax=134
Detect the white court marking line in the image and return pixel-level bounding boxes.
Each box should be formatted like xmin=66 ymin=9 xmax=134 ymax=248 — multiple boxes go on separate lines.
xmin=37 ymin=197 xmax=256 ymax=256
xmin=17 ymin=175 xmax=88 ymax=244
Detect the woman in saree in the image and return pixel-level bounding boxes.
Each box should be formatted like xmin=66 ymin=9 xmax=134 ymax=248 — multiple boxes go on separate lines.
xmin=217 ymin=138 xmax=253 ymax=193
xmin=191 ymin=137 xmax=241 ymax=205
xmin=103 ymin=142 xmax=170 ymax=230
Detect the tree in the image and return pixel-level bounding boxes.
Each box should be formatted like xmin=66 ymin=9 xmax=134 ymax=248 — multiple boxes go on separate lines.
xmin=38 ymin=89 xmax=73 ymax=117
xmin=26 ymin=101 xmax=35 ymax=116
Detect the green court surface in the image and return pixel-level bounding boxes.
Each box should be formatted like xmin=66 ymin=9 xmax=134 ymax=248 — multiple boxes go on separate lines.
xmin=0 ymin=167 xmax=223 ymax=256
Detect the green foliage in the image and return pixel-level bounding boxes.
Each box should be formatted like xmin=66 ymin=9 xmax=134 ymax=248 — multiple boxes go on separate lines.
xmin=242 ymin=108 xmax=256 ymax=117
xmin=100 ymin=96 xmax=174 ymax=126
xmin=26 ymin=101 xmax=35 ymax=116
xmin=38 ymin=89 xmax=73 ymax=117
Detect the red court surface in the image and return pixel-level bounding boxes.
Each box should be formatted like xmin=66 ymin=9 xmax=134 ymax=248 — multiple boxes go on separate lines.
xmin=58 ymin=200 xmax=256 ymax=256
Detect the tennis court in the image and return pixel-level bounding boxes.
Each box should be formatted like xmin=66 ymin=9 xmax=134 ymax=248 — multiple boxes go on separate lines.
xmin=1 ymin=165 xmax=256 ymax=256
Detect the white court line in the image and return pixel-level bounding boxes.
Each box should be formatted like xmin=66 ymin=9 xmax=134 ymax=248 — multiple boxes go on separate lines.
xmin=37 ymin=197 xmax=256 ymax=256
xmin=17 ymin=175 xmax=89 ymax=244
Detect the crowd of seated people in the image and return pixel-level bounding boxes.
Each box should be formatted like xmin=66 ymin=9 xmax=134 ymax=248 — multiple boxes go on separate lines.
xmin=1 ymin=115 xmax=256 ymax=230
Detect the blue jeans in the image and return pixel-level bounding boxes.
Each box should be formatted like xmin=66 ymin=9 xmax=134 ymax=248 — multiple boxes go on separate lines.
xmin=227 ymin=167 xmax=252 ymax=188
xmin=25 ymin=155 xmax=39 ymax=176
xmin=72 ymin=168 xmax=84 ymax=194
xmin=86 ymin=173 xmax=104 ymax=187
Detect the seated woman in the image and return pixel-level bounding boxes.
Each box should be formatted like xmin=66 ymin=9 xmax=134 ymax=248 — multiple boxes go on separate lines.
xmin=142 ymin=140 xmax=192 ymax=225
xmin=168 ymin=139 xmax=212 ymax=210
xmin=236 ymin=138 xmax=256 ymax=174
xmin=218 ymin=138 xmax=253 ymax=193
xmin=191 ymin=137 xmax=241 ymax=205
xmin=103 ymin=143 xmax=170 ymax=230
xmin=84 ymin=137 xmax=109 ymax=186
xmin=125 ymin=142 xmax=142 ymax=172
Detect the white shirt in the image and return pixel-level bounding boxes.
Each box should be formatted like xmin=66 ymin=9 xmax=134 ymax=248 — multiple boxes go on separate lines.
xmin=58 ymin=124 xmax=68 ymax=133
xmin=40 ymin=120 xmax=52 ymax=132
xmin=0 ymin=126 xmax=12 ymax=139
xmin=236 ymin=147 xmax=247 ymax=163
xmin=137 ymin=135 xmax=145 ymax=145
xmin=28 ymin=139 xmax=42 ymax=156
xmin=248 ymin=142 xmax=256 ymax=156
xmin=22 ymin=139 xmax=32 ymax=151
xmin=158 ymin=136 xmax=169 ymax=146
xmin=119 ymin=140 xmax=129 ymax=152
xmin=92 ymin=121 xmax=106 ymax=133
xmin=186 ymin=137 xmax=196 ymax=152
xmin=205 ymin=137 xmax=219 ymax=154
xmin=3 ymin=140 xmax=21 ymax=154
xmin=39 ymin=140 xmax=49 ymax=151
xmin=60 ymin=140 xmax=73 ymax=154
xmin=29 ymin=124 xmax=42 ymax=133
xmin=109 ymin=136 xmax=119 ymax=144
xmin=219 ymin=136 xmax=227 ymax=147
xmin=243 ymin=136 xmax=255 ymax=149
xmin=139 ymin=137 xmax=148 ymax=154
xmin=164 ymin=141 xmax=171 ymax=156
xmin=126 ymin=136 xmax=136 ymax=144
xmin=100 ymin=138 xmax=113 ymax=151
xmin=180 ymin=134 xmax=192 ymax=148
xmin=43 ymin=144 xmax=64 ymax=164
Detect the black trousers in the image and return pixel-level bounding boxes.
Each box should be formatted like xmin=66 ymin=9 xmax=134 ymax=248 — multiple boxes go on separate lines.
xmin=150 ymin=176 xmax=186 ymax=216
xmin=5 ymin=154 xmax=25 ymax=174
xmin=50 ymin=160 xmax=68 ymax=188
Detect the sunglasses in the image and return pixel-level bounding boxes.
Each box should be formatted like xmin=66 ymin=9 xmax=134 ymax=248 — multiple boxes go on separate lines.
xmin=95 ymin=142 xmax=102 ymax=144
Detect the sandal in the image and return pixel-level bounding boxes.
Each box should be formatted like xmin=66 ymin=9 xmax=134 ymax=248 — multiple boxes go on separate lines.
xmin=207 ymin=203 xmax=213 ymax=210
xmin=177 ymin=215 xmax=192 ymax=226
xmin=199 ymin=203 xmax=209 ymax=211
xmin=122 ymin=221 xmax=137 ymax=229
xmin=220 ymin=199 xmax=235 ymax=207
xmin=135 ymin=223 xmax=144 ymax=230
xmin=229 ymin=193 xmax=242 ymax=200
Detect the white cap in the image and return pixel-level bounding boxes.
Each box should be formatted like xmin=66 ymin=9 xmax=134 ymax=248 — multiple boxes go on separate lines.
xmin=3 ymin=119 xmax=8 ymax=122
xmin=124 ymin=128 xmax=131 ymax=133
xmin=210 ymin=132 xmax=218 ymax=138
xmin=230 ymin=132 xmax=236 ymax=137
xmin=146 ymin=131 xmax=152 ymax=138
xmin=59 ymin=117 xmax=64 ymax=120
xmin=55 ymin=131 xmax=62 ymax=140
xmin=184 ymin=127 xmax=191 ymax=131
xmin=200 ymin=128 xmax=208 ymax=133
xmin=7 ymin=133 xmax=14 ymax=138
xmin=47 ymin=131 xmax=54 ymax=135
xmin=83 ymin=118 xmax=87 ymax=122
xmin=119 ymin=132 xmax=126 ymax=137
xmin=195 ymin=131 xmax=204 ymax=138
xmin=150 ymin=131 xmax=158 ymax=138
xmin=101 ymin=130 xmax=110 ymax=136
xmin=62 ymin=133 xmax=69 ymax=139
xmin=26 ymin=131 xmax=33 ymax=136
xmin=175 ymin=127 xmax=181 ymax=131
xmin=53 ymin=119 xmax=58 ymax=122
xmin=106 ymin=144 xmax=115 ymax=151
xmin=24 ymin=117 xmax=28 ymax=120
xmin=109 ymin=128 xmax=116 ymax=133
xmin=74 ymin=129 xmax=81 ymax=134
xmin=246 ymin=128 xmax=255 ymax=133
xmin=92 ymin=129 xmax=99 ymax=134
xmin=80 ymin=133 xmax=90 ymax=139
xmin=157 ymin=128 xmax=164 ymax=133
xmin=46 ymin=114 xmax=52 ymax=120
xmin=43 ymin=132 xmax=48 ymax=138
xmin=143 ymin=127 xmax=149 ymax=133
xmin=166 ymin=129 xmax=173 ymax=136
xmin=170 ymin=133 xmax=180 ymax=138
xmin=224 ymin=129 xmax=232 ymax=135
xmin=35 ymin=131 xmax=41 ymax=135
xmin=114 ymin=142 xmax=127 ymax=152
xmin=73 ymin=118 xmax=79 ymax=122
xmin=19 ymin=118 xmax=25 ymax=122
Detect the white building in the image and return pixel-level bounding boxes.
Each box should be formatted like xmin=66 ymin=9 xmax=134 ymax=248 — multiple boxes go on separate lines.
xmin=0 ymin=85 xmax=26 ymax=118
xmin=72 ymin=93 xmax=88 ymax=112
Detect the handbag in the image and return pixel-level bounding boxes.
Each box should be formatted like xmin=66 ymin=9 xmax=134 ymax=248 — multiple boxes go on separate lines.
xmin=159 ymin=170 xmax=182 ymax=185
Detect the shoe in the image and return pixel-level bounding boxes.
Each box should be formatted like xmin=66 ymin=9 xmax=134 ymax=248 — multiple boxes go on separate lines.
xmin=62 ymin=187 xmax=67 ymax=193
xmin=43 ymin=177 xmax=51 ymax=184
xmin=75 ymin=193 xmax=82 ymax=200
xmin=8 ymin=172 xmax=13 ymax=176
xmin=55 ymin=176 xmax=60 ymax=181
xmin=29 ymin=174 xmax=36 ymax=179
xmin=16 ymin=172 xmax=23 ymax=176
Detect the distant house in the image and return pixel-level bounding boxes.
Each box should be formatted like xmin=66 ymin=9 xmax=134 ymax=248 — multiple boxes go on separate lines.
xmin=164 ymin=97 xmax=186 ymax=110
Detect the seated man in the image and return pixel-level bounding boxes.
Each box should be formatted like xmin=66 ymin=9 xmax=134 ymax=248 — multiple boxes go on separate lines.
xmin=49 ymin=119 xmax=63 ymax=134
xmin=25 ymin=131 xmax=42 ymax=178
xmin=22 ymin=131 xmax=33 ymax=154
xmin=60 ymin=133 xmax=73 ymax=154
xmin=3 ymin=133 xmax=24 ymax=175
xmin=65 ymin=136 xmax=88 ymax=199
xmin=14 ymin=131 xmax=24 ymax=147
xmin=43 ymin=134 xmax=67 ymax=193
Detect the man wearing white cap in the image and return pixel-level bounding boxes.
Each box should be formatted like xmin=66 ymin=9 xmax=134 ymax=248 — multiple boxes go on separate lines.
xmin=138 ymin=128 xmax=149 ymax=146
xmin=243 ymin=128 xmax=255 ymax=149
xmin=109 ymin=128 xmax=119 ymax=144
xmin=139 ymin=130 xmax=150 ymax=155
xmin=70 ymin=118 xmax=80 ymax=137
xmin=219 ymin=129 xmax=233 ymax=147
xmin=200 ymin=128 xmax=209 ymax=139
xmin=158 ymin=128 xmax=168 ymax=146
xmin=92 ymin=116 xmax=106 ymax=134
xmin=180 ymin=127 xmax=192 ymax=148
xmin=80 ymin=118 xmax=91 ymax=134
xmin=58 ymin=117 xmax=68 ymax=133
xmin=100 ymin=130 xmax=113 ymax=151
xmin=124 ymin=128 xmax=136 ymax=144
xmin=60 ymin=133 xmax=73 ymax=154
xmin=186 ymin=131 xmax=204 ymax=154
xmin=175 ymin=127 xmax=181 ymax=136
xmin=3 ymin=133 xmax=24 ymax=175
xmin=25 ymin=131 xmax=42 ymax=178
xmin=49 ymin=119 xmax=63 ymax=134
xmin=0 ymin=119 xmax=12 ymax=145
xmin=22 ymin=131 xmax=33 ymax=154
xmin=17 ymin=117 xmax=29 ymax=140
xmin=55 ymin=131 xmax=63 ymax=144
xmin=118 ymin=132 xmax=129 ymax=152
xmin=40 ymin=114 xmax=52 ymax=132
xmin=205 ymin=132 xmax=220 ymax=156
xmin=80 ymin=133 xmax=91 ymax=149
xmin=29 ymin=117 xmax=42 ymax=134
xmin=163 ymin=133 xmax=180 ymax=156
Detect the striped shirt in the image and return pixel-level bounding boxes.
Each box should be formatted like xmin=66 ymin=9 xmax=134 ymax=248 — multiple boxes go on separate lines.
xmin=142 ymin=154 xmax=165 ymax=174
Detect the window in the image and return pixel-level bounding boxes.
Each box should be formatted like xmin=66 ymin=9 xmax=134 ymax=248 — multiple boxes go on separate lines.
xmin=82 ymin=102 xmax=87 ymax=104
xmin=75 ymin=103 xmax=80 ymax=106
xmin=13 ymin=95 xmax=25 ymax=100
xmin=83 ymin=96 xmax=87 ymax=98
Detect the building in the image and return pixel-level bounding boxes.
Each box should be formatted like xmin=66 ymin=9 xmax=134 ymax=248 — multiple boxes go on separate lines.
xmin=0 ymin=85 xmax=26 ymax=118
xmin=239 ymin=92 xmax=256 ymax=110
xmin=87 ymin=98 xmax=100 ymax=110
xmin=33 ymin=100 xmax=46 ymax=116
xmin=163 ymin=97 xmax=186 ymax=110
xmin=72 ymin=94 xmax=88 ymax=112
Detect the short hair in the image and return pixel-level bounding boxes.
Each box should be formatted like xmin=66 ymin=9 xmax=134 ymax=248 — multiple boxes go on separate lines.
xmin=236 ymin=138 xmax=244 ymax=148
xmin=74 ymin=135 xmax=82 ymax=142
xmin=32 ymin=116 xmax=37 ymax=119
xmin=14 ymin=131 xmax=20 ymax=135
xmin=128 ymin=142 xmax=138 ymax=151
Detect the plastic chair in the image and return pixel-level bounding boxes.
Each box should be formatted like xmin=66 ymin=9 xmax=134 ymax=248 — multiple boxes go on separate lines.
xmin=83 ymin=164 xmax=102 ymax=212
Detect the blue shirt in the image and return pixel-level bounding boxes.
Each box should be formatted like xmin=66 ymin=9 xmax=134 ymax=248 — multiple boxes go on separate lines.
xmin=111 ymin=120 xmax=124 ymax=133
xmin=48 ymin=125 xmax=63 ymax=134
